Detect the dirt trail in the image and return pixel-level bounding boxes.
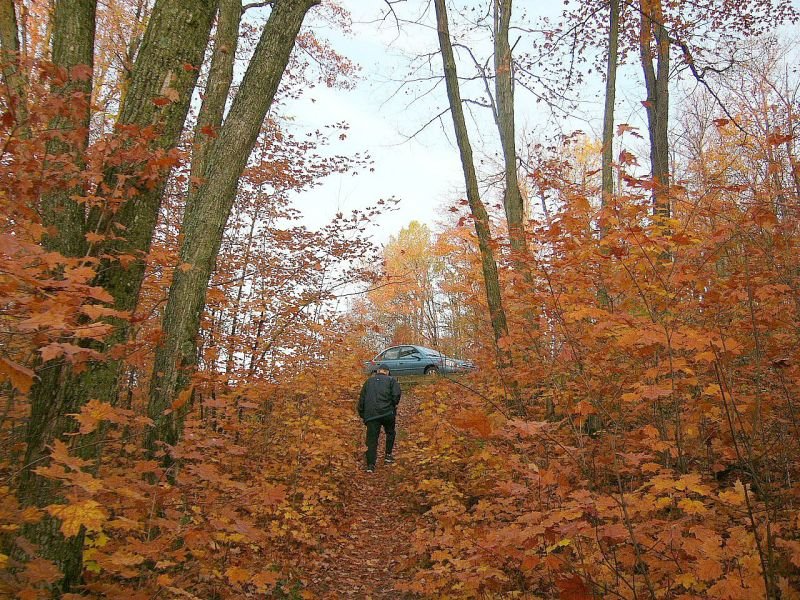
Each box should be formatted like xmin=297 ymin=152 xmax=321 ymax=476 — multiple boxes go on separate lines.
xmin=304 ymin=393 xmax=420 ymax=599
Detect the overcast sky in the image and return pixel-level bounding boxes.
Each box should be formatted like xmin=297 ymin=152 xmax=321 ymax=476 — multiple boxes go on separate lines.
xmin=284 ymin=1 xmax=630 ymax=243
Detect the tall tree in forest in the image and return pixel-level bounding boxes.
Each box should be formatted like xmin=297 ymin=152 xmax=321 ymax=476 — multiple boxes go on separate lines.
xmin=191 ymin=0 xmax=241 ymax=186
xmin=0 ymin=0 xmax=26 ymax=126
xmin=17 ymin=0 xmax=217 ymax=589
xmin=492 ymin=0 xmax=526 ymax=261
xmin=600 ymin=0 xmax=620 ymax=231
xmin=40 ymin=0 xmax=96 ymax=258
xmin=433 ymin=0 xmax=507 ymax=345
xmin=146 ymin=0 xmax=321 ymax=455
xmin=639 ymin=0 xmax=670 ymax=220
xmin=11 ymin=2 xmax=97 ymax=588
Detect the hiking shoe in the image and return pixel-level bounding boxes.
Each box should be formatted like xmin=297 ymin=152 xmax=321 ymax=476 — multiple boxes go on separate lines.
xmin=384 ymin=455 xmax=395 ymax=465
xmin=366 ymin=465 xmax=375 ymax=473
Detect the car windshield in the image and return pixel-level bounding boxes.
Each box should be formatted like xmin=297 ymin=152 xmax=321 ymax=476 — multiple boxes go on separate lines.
xmin=419 ymin=347 xmax=443 ymax=357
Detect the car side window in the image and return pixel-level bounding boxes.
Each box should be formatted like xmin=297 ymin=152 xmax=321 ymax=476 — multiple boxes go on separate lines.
xmin=399 ymin=346 xmax=418 ymax=358
xmin=383 ymin=348 xmax=400 ymax=360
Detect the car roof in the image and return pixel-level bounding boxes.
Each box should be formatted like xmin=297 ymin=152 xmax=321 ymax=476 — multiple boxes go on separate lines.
xmin=377 ymin=345 xmax=440 ymax=354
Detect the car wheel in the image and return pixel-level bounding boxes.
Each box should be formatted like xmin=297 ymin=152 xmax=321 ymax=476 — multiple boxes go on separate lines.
xmin=424 ymin=365 xmax=439 ymax=376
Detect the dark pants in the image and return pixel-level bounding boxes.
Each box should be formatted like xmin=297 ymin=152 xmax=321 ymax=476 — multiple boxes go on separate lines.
xmin=365 ymin=413 xmax=396 ymax=467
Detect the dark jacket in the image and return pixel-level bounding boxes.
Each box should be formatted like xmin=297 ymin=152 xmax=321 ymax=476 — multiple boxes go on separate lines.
xmin=358 ymin=373 xmax=401 ymax=423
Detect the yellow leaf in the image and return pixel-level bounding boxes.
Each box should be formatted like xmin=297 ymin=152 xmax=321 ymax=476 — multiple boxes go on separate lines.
xmin=546 ymin=538 xmax=571 ymax=553
xmin=85 ymin=560 xmax=101 ymax=574
xmin=694 ymin=351 xmax=716 ymax=363
xmin=253 ymin=571 xmax=279 ymax=589
xmin=109 ymin=549 xmax=144 ymax=566
xmin=655 ymin=496 xmax=672 ymax=509
xmin=225 ymin=566 xmax=250 ymax=584
xmin=678 ymin=498 xmax=708 ymax=515
xmin=718 ymin=479 xmax=746 ymax=506
xmin=71 ymin=399 xmax=118 ymax=434
xmin=46 ymin=500 xmax=107 ymax=537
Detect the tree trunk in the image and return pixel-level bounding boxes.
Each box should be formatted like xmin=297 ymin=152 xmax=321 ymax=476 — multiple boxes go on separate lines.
xmin=40 ymin=0 xmax=96 ymax=258
xmin=191 ymin=0 xmax=241 ymax=187
xmin=18 ymin=0 xmax=216 ymax=588
xmin=600 ymin=0 xmax=620 ymax=235
xmin=0 ymin=0 xmax=19 ymax=60
xmin=14 ymin=3 xmax=98 ymax=590
xmin=0 ymin=0 xmax=27 ymax=127
xmin=226 ymin=210 xmax=258 ymax=377
xmin=434 ymin=0 xmax=507 ymax=343
xmin=23 ymin=0 xmax=218 ymax=476
xmin=492 ymin=0 xmax=526 ymax=261
xmin=639 ymin=0 xmax=670 ymax=220
xmin=146 ymin=0 xmax=320 ymax=456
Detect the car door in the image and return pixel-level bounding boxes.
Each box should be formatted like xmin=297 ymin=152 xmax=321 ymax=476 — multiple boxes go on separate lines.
xmin=396 ymin=346 xmax=424 ymax=375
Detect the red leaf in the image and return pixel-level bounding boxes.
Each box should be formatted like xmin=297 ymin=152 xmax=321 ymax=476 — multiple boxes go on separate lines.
xmin=557 ymin=575 xmax=591 ymax=599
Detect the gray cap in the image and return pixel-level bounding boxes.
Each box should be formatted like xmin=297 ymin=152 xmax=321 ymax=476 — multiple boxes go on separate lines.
xmin=375 ymin=363 xmax=390 ymax=372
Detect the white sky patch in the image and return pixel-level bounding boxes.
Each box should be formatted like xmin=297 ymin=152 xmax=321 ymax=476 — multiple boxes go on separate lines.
xmin=286 ymin=5 xmax=466 ymax=240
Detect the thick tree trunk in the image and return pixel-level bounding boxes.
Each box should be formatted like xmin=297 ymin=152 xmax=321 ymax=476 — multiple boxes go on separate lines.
xmin=18 ymin=0 xmax=216 ymax=589
xmin=492 ymin=0 xmax=526 ymax=260
xmin=0 ymin=0 xmax=19 ymax=58
xmin=15 ymin=2 xmax=96 ymax=591
xmin=77 ymin=0 xmax=218 ymax=389
xmin=433 ymin=0 xmax=507 ymax=343
xmin=639 ymin=0 xmax=670 ymax=220
xmin=146 ymin=0 xmax=320 ymax=456
xmin=0 ymin=0 xmax=27 ymax=127
xmin=23 ymin=0 xmax=217 ymax=475
xmin=40 ymin=0 xmax=96 ymax=258
xmin=600 ymin=0 xmax=620 ymax=235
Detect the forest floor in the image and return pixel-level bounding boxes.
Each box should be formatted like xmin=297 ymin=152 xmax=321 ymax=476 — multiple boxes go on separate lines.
xmin=303 ymin=389 xmax=422 ymax=599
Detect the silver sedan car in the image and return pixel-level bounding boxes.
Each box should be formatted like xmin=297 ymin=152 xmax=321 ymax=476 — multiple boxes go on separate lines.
xmin=363 ymin=345 xmax=476 ymax=376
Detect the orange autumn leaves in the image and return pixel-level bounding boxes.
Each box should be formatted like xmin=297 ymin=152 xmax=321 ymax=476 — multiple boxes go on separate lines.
xmin=386 ymin=140 xmax=800 ymax=596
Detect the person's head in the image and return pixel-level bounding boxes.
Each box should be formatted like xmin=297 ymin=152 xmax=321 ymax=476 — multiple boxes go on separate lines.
xmin=375 ymin=363 xmax=390 ymax=375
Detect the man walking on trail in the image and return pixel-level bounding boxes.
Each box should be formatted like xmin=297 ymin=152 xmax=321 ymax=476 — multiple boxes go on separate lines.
xmin=358 ymin=363 xmax=401 ymax=473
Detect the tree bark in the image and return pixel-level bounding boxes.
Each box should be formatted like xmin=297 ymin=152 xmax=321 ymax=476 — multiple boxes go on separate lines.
xmin=40 ymin=0 xmax=96 ymax=258
xmin=0 ymin=0 xmax=19 ymax=58
xmin=433 ymin=0 xmax=507 ymax=343
xmin=191 ymin=0 xmax=241 ymax=188
xmin=492 ymin=0 xmax=526 ymax=263
xmin=600 ymin=0 xmax=620 ymax=236
xmin=18 ymin=1 xmax=216 ymax=588
xmin=146 ymin=0 xmax=320 ymax=456
xmin=639 ymin=0 xmax=670 ymax=220
xmin=0 ymin=0 xmax=27 ymax=127
xmin=14 ymin=4 xmax=98 ymax=590
xmin=226 ymin=209 xmax=258 ymax=377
